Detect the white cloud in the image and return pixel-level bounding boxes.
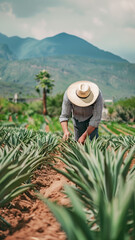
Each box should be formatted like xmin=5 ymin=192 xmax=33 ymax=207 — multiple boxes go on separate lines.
xmin=93 ymin=17 xmax=104 ymax=27
xmin=121 ymin=0 xmax=135 ymax=11
xmin=0 ymin=0 xmax=135 ymax=61
xmin=0 ymin=2 xmax=13 ymax=17
xmin=30 ymin=20 xmax=47 ymax=39
xmin=73 ymin=30 xmax=94 ymax=42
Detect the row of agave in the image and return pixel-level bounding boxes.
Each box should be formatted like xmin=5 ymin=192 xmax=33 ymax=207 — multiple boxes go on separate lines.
xmin=96 ymin=135 xmax=135 ymax=151
xmin=0 ymin=126 xmax=135 ymax=238
xmin=40 ymin=136 xmax=135 ymax=240
xmin=0 ymin=127 xmax=59 ymax=210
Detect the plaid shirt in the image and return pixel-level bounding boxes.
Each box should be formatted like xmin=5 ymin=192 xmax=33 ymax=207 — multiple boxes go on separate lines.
xmin=59 ymin=90 xmax=103 ymax=128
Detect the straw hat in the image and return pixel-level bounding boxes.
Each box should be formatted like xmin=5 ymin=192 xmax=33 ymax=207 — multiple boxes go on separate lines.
xmin=67 ymin=81 xmax=99 ymax=107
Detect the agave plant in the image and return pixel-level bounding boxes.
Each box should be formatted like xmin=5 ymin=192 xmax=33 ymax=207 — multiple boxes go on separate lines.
xmin=112 ymin=135 xmax=135 ymax=150
xmin=0 ymin=127 xmax=60 ymax=154
xmin=96 ymin=135 xmax=135 ymax=151
xmin=50 ymin=138 xmax=135 ymax=236
xmin=0 ymin=133 xmax=58 ymax=207
xmin=0 ymin=127 xmax=37 ymax=148
xmin=0 ymin=126 xmax=60 ymax=217
xmin=40 ymin=176 xmax=135 ymax=240
xmin=0 ymin=145 xmax=32 ymax=207
xmin=58 ymin=139 xmax=134 ymax=199
xmin=34 ymin=131 xmax=60 ymax=153
xmin=39 ymin=185 xmax=96 ymax=240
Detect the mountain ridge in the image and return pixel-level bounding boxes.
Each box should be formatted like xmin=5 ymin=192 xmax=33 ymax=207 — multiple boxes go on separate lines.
xmin=0 ymin=32 xmax=134 ymax=99
xmin=0 ymin=32 xmax=128 ymax=62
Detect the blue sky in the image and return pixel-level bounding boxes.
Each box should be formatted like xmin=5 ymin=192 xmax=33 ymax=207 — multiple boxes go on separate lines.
xmin=0 ymin=0 xmax=135 ymax=62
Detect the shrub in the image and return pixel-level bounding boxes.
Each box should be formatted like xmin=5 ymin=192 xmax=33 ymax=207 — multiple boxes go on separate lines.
xmin=26 ymin=101 xmax=43 ymax=115
xmin=47 ymin=93 xmax=64 ymax=117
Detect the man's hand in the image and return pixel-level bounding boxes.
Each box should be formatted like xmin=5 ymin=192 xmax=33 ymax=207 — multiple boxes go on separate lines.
xmin=78 ymin=126 xmax=95 ymax=144
xmin=78 ymin=132 xmax=87 ymax=144
xmin=60 ymin=121 xmax=70 ymax=141
xmin=63 ymin=130 xmax=71 ymax=141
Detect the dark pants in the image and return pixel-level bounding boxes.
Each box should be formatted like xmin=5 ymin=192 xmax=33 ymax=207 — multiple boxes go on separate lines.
xmin=73 ymin=117 xmax=98 ymax=141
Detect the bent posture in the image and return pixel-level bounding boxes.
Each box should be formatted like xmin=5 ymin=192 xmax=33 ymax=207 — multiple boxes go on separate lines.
xmin=59 ymin=81 xmax=103 ymax=144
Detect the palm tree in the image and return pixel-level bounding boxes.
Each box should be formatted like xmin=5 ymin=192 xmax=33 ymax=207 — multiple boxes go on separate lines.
xmin=35 ymin=70 xmax=54 ymax=115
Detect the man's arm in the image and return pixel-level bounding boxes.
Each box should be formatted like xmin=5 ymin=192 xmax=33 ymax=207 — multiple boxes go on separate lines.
xmin=60 ymin=121 xmax=71 ymax=140
xmin=78 ymin=125 xmax=95 ymax=144
xmin=59 ymin=91 xmax=72 ymax=140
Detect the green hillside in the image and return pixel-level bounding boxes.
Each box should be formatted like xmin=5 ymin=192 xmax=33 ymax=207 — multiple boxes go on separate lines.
xmin=0 ymin=56 xmax=134 ymax=99
xmin=0 ymin=44 xmax=15 ymax=60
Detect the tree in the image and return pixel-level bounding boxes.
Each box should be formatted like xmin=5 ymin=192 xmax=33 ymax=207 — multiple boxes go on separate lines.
xmin=108 ymin=106 xmax=114 ymax=120
xmin=35 ymin=70 xmax=54 ymax=115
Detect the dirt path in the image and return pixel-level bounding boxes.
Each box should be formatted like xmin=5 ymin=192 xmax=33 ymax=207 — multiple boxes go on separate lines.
xmin=44 ymin=117 xmax=50 ymax=133
xmin=45 ymin=124 xmax=50 ymax=132
xmin=101 ymin=124 xmax=133 ymax=136
xmin=0 ymin=159 xmax=70 ymax=240
xmin=113 ymin=127 xmax=131 ymax=136
xmin=101 ymin=124 xmax=117 ymax=135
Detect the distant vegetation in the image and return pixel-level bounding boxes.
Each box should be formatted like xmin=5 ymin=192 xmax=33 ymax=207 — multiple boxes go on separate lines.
xmin=0 ymin=56 xmax=135 ymax=99
xmin=107 ymin=96 xmax=135 ymax=122
xmin=0 ymin=93 xmax=64 ymax=131
xmin=35 ymin=69 xmax=54 ymax=115
xmin=0 ymin=95 xmax=134 ymax=134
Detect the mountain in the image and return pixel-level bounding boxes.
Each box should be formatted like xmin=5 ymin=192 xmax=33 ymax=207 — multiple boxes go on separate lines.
xmin=0 ymin=32 xmax=134 ymax=99
xmin=0 ymin=32 xmax=127 ymax=62
xmin=0 ymin=43 xmax=15 ymax=60
xmin=0 ymin=33 xmax=37 ymax=59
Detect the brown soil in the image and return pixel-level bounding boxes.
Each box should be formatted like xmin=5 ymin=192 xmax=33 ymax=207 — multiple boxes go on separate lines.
xmin=45 ymin=125 xmax=49 ymax=133
xmin=102 ymin=124 xmax=134 ymax=136
xmin=0 ymin=138 xmax=134 ymax=240
xmin=101 ymin=124 xmax=117 ymax=135
xmin=130 ymin=158 xmax=135 ymax=169
xmin=113 ymin=127 xmax=131 ymax=136
xmin=0 ymin=159 xmax=70 ymax=240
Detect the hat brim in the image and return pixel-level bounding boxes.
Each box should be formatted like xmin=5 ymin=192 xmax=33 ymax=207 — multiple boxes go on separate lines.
xmin=67 ymin=81 xmax=99 ymax=107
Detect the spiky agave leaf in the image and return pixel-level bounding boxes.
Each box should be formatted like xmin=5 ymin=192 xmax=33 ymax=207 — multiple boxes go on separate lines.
xmin=38 ymin=185 xmax=96 ymax=240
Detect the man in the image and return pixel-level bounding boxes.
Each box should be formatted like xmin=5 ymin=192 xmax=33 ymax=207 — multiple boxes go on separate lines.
xmin=59 ymin=81 xmax=103 ymax=144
